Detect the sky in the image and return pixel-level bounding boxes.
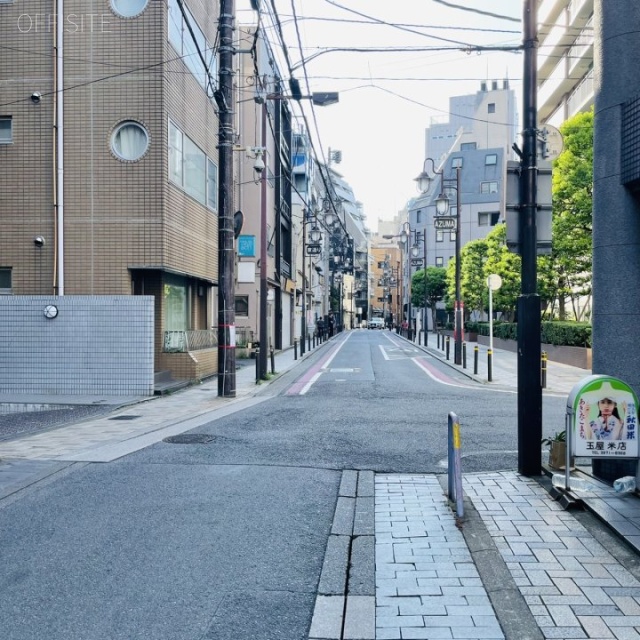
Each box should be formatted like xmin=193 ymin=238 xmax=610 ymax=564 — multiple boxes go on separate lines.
xmin=237 ymin=0 xmax=524 ymax=232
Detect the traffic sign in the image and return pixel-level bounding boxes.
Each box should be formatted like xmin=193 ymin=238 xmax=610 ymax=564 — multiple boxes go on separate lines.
xmin=306 ymin=243 xmax=321 ymax=255
xmin=434 ymin=217 xmax=456 ymax=230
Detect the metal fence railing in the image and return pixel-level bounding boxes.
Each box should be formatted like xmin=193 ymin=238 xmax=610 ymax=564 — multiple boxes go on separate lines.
xmin=163 ymin=330 xmax=218 ymax=353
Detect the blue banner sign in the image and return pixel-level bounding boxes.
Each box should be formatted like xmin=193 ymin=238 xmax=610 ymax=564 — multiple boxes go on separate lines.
xmin=238 ymin=235 xmax=255 ymax=257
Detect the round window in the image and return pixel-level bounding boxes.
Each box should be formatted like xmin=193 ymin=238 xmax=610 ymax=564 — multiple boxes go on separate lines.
xmin=111 ymin=0 xmax=149 ymax=18
xmin=111 ymin=121 xmax=149 ymax=162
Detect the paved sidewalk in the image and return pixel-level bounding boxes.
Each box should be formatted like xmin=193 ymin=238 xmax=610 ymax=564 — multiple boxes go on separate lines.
xmin=376 ymin=471 xmax=640 ymax=640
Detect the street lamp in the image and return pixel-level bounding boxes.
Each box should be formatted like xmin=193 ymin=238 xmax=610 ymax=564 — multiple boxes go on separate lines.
xmin=402 ymin=221 xmax=413 ymax=341
xmin=301 ymin=211 xmax=323 ymax=356
xmin=416 ymin=157 xmax=462 ymax=365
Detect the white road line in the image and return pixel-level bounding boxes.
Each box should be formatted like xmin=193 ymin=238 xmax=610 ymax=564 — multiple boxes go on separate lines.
xmin=379 ymin=344 xmax=390 ymax=360
xmin=299 ymin=372 xmax=322 ymax=395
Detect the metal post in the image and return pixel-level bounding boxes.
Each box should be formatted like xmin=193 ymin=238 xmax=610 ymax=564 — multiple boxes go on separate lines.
xmin=541 ymin=351 xmax=547 ymax=388
xmin=518 ymin=0 xmax=542 ymax=476
xmin=259 ymin=102 xmax=269 ymax=381
xmin=216 ymin=0 xmax=236 ymax=397
xmin=462 ymin=342 xmax=467 ymax=369
xmin=294 ymin=339 xmax=297 ymax=360
xmin=448 ymin=412 xmax=464 ymax=519
xmin=308 ymin=332 xmax=311 ymax=352
xmin=488 ymin=349 xmax=493 ymax=382
xmin=423 ymin=228 xmax=428 ymax=347
xmin=446 ymin=336 xmax=450 ymax=360
xmin=474 ymin=345 xmax=478 ymax=375
xmin=437 ymin=332 xmax=440 ymax=350
xmin=454 ymin=166 xmax=463 ymax=365
xmin=255 ymin=347 xmax=260 ymax=383
xmin=301 ymin=212 xmax=306 ymax=357
xmin=270 ymin=345 xmax=275 ymax=375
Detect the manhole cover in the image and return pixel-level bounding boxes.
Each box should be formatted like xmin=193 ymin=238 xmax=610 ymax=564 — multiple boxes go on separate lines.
xmin=109 ymin=415 xmax=142 ymax=421
xmin=163 ymin=434 xmax=215 ymax=444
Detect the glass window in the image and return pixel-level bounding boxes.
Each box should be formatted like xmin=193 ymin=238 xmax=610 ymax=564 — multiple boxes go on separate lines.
xmin=0 ymin=267 xmax=12 ymax=293
xmin=488 ymin=103 xmax=496 ymax=114
xmin=481 ymin=181 xmax=498 ymax=194
xmin=435 ymin=257 xmax=443 ymax=267
xmin=449 ymin=231 xmax=456 ymax=242
xmin=168 ymin=121 xmax=183 ymax=185
xmin=478 ymin=212 xmax=501 ymax=226
xmin=0 ymin=116 xmax=12 ymax=144
xmin=183 ymin=136 xmax=206 ymax=204
xmin=207 ymin=158 xmax=218 ymax=210
xmin=167 ymin=0 xmax=216 ymax=94
xmin=460 ymin=142 xmax=476 ymax=151
xmin=164 ymin=276 xmax=188 ymax=331
xmin=111 ymin=121 xmax=148 ymax=161
xmin=415 ymin=210 xmax=422 ymax=224
xmin=436 ymin=230 xmax=444 ymax=242
xmin=452 ymin=157 xmax=463 ymax=168
xmin=485 ymin=154 xmax=498 ymax=165
xmin=111 ymin=0 xmax=148 ymax=17
xmin=167 ymin=0 xmax=182 ymax=47
xmin=235 ymin=295 xmax=249 ymax=316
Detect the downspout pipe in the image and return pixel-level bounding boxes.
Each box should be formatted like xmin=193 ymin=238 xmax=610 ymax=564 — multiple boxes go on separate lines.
xmin=56 ymin=0 xmax=64 ymax=295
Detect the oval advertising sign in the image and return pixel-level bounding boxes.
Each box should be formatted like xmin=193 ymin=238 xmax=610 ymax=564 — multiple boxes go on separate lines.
xmin=567 ymin=375 xmax=639 ymax=458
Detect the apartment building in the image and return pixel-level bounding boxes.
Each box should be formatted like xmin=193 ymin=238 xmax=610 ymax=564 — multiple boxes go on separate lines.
xmin=537 ymin=0 xmax=594 ymax=126
xmin=0 ymin=0 xmax=222 ymax=381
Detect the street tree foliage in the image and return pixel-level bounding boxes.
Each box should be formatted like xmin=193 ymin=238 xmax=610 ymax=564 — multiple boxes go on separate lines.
xmin=445 ymin=224 xmax=553 ymax=321
xmin=549 ymin=108 xmax=593 ymax=320
xmin=411 ymin=266 xmax=447 ymax=331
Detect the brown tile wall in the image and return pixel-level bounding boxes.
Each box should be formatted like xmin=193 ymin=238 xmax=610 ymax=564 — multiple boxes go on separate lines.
xmin=0 ymin=0 xmax=220 ymax=295
xmin=0 ymin=1 xmax=56 ymax=293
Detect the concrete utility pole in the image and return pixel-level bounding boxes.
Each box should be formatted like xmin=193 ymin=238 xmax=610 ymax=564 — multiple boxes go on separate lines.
xmin=217 ymin=0 xmax=236 ymax=397
xmin=517 ymin=0 xmax=541 ymax=476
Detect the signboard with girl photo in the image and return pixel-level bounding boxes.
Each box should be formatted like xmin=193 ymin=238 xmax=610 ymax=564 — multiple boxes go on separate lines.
xmin=568 ymin=376 xmax=639 ymax=458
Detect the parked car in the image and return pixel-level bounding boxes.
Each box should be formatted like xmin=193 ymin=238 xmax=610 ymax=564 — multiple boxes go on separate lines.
xmin=368 ymin=318 xmax=384 ymax=329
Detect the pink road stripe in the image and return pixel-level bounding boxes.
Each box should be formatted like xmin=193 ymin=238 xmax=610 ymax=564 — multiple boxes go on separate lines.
xmin=414 ymin=357 xmax=459 ymax=385
xmin=285 ymin=344 xmax=341 ymax=395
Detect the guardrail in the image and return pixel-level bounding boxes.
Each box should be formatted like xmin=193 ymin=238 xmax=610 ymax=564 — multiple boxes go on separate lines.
xmin=447 ymin=411 xmax=464 ymax=520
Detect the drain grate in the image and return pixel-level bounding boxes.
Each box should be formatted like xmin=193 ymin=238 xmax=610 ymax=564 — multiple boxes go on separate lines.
xmin=109 ymin=415 xmax=142 ymax=421
xmin=163 ymin=434 xmax=215 ymax=444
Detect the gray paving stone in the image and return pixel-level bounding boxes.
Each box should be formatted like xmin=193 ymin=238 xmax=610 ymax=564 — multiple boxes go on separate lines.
xmin=538 ymin=626 xmax=587 ymax=638
xmin=309 ymin=595 xmax=344 ymax=640
xmin=332 ymin=496 xmax=356 ymax=536
xmin=357 ymin=470 xmax=374 ymax=497
xmin=319 ymin=534 xmax=349 ymax=595
xmin=340 ymin=470 xmax=358 ymax=497
xmin=343 ymin=595 xmax=375 ymax=640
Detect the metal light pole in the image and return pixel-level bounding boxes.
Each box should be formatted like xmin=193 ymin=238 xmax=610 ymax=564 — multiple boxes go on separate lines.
xmin=401 ymin=221 xmax=412 ymax=341
xmin=423 ymin=228 xmax=428 ymax=346
xmin=258 ymin=101 xmax=268 ymax=381
xmin=453 ymin=165 xmax=462 ymax=366
xmin=517 ymin=0 xmax=542 ymax=476
xmin=415 ymin=157 xmax=461 ymax=361
xmin=301 ymin=210 xmax=307 ymax=357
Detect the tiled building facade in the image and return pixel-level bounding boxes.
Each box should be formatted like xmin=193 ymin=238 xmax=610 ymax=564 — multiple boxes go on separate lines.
xmin=0 ymin=0 xmax=221 ymax=381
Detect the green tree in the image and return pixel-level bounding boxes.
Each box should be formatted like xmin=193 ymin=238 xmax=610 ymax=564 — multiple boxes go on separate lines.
xmin=411 ymin=266 xmax=447 ymax=331
xmin=551 ymin=108 xmax=593 ymax=320
xmin=482 ymin=224 xmax=521 ymax=320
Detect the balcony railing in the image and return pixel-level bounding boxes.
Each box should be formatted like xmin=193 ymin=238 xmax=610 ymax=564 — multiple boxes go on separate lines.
xmin=163 ymin=330 xmax=218 ymax=353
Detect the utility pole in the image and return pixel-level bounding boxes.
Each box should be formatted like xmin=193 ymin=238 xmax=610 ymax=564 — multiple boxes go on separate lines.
xmin=517 ymin=0 xmax=541 ymax=476
xmin=217 ymin=0 xmax=236 ymax=397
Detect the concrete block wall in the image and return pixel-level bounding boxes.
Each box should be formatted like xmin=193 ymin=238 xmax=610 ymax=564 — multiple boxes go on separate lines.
xmin=0 ymin=296 xmax=154 ymax=396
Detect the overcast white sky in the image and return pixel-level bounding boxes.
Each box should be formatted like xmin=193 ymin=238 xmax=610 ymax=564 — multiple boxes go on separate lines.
xmin=237 ymin=0 xmax=524 ymax=231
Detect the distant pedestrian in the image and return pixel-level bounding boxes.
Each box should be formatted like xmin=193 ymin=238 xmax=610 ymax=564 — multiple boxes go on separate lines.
xmin=328 ymin=313 xmax=336 ymax=337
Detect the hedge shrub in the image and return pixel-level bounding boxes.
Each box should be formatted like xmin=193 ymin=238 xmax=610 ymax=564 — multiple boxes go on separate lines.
xmin=464 ymin=321 xmax=591 ymax=347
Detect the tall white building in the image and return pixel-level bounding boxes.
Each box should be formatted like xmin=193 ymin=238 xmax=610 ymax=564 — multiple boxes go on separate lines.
xmin=425 ymin=80 xmax=518 ymax=165
xmin=537 ymin=0 xmax=594 ymax=126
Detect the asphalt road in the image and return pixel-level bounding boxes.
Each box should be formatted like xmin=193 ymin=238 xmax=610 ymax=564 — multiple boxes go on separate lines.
xmin=0 ymin=330 xmax=569 ymax=639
